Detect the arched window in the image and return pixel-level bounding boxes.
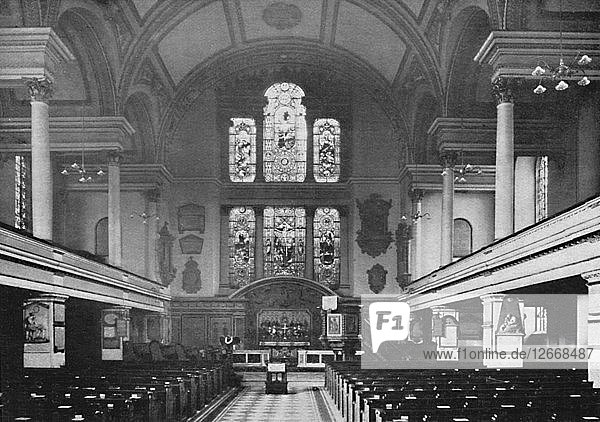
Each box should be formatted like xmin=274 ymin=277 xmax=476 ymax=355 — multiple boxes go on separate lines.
xmin=264 ymin=207 xmax=306 ymax=276
xmin=535 ymin=156 xmax=548 ymax=222
xmin=263 ymin=82 xmax=307 ymax=182
xmin=95 ymin=217 xmax=109 ymax=257
xmin=453 ymin=218 xmax=472 ymax=258
xmin=14 ymin=154 xmax=31 ymax=231
xmin=228 ymin=207 xmax=255 ymax=288
xmin=313 ymin=119 xmax=341 ymax=182
xmin=314 ymin=207 xmax=340 ymax=289
xmin=229 ymin=118 xmax=256 ymax=182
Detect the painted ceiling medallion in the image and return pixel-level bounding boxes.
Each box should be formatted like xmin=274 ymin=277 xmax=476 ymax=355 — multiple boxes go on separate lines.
xmin=263 ymin=2 xmax=302 ymax=30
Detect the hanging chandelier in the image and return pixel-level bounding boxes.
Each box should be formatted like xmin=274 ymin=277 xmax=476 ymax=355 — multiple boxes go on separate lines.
xmin=129 ymin=211 xmax=160 ymax=224
xmin=531 ymin=0 xmax=592 ymax=94
xmin=61 ymin=108 xmax=105 ymax=182
xmin=453 ymin=163 xmax=482 ymax=183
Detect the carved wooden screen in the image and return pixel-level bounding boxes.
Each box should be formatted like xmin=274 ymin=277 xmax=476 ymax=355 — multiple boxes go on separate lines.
xmin=263 ymin=82 xmax=307 ymax=182
xmin=228 ymin=207 xmax=256 ymax=288
xmin=229 ymin=118 xmax=256 ymax=182
xmin=264 ymin=207 xmax=306 ymax=276
xmin=314 ymin=207 xmax=340 ymax=289
xmin=313 ymin=119 xmax=340 ymax=182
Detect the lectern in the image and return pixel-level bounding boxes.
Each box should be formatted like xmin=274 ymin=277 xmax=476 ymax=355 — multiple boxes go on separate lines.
xmin=265 ymin=362 xmax=287 ymax=394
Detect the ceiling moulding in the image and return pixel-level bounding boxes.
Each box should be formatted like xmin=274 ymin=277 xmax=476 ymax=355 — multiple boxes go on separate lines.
xmin=64 ymin=164 xmax=173 ymax=192
xmin=474 ymin=31 xmax=600 ymax=80
xmin=0 ymin=28 xmax=74 ymax=87
xmin=428 ymin=118 xmax=563 ymax=156
xmin=399 ymin=164 xmax=496 ymax=192
xmin=0 ymin=117 xmax=135 ymax=153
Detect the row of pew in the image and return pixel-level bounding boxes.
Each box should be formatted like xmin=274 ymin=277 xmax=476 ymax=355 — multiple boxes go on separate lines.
xmin=325 ymin=362 xmax=600 ymax=422
xmin=2 ymin=359 xmax=233 ymax=421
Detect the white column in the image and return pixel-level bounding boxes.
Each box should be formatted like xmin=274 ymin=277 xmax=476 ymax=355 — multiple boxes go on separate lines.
xmin=492 ymin=78 xmax=515 ymax=239
xmin=481 ymin=294 xmax=506 ymax=367
xmin=440 ymin=154 xmax=455 ymax=266
xmin=514 ymin=156 xmax=536 ymax=231
xmin=108 ymin=152 xmax=122 ymax=267
xmin=582 ymin=270 xmax=600 ymax=387
xmin=144 ymin=189 xmax=160 ymax=280
xmin=410 ymin=189 xmax=424 ymax=278
xmin=27 ymin=78 xmax=53 ymax=240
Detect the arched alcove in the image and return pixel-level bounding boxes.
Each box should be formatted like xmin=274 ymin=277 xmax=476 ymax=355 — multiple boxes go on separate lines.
xmin=230 ymin=277 xmax=337 ymax=350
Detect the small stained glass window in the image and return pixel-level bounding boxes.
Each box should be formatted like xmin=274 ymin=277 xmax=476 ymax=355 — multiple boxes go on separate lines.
xmin=313 ymin=119 xmax=340 ymax=182
xmin=14 ymin=154 xmax=31 ymax=231
xmin=453 ymin=218 xmax=472 ymax=258
xmin=535 ymin=156 xmax=548 ymax=222
xmin=264 ymin=207 xmax=305 ymax=276
xmin=263 ymin=82 xmax=307 ymax=182
xmin=229 ymin=207 xmax=255 ymax=288
xmin=229 ymin=118 xmax=256 ymax=182
xmin=314 ymin=207 xmax=340 ymax=289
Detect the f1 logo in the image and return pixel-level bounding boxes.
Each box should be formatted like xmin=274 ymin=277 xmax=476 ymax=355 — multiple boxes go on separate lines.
xmin=369 ymin=301 xmax=410 ymax=353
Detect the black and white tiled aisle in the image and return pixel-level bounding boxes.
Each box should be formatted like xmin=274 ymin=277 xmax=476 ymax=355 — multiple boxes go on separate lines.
xmin=211 ymin=372 xmax=342 ymax=422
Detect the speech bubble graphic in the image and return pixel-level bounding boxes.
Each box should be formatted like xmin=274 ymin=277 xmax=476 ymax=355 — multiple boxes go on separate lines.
xmin=369 ymin=301 xmax=410 ymax=353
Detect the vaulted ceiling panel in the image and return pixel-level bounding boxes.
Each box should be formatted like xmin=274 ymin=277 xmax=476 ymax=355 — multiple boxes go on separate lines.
xmin=334 ymin=1 xmax=405 ymax=82
xmin=240 ymin=0 xmax=323 ymax=40
xmin=158 ymin=2 xmax=232 ymax=84
xmin=404 ymin=0 xmax=425 ymax=17
xmin=132 ymin=0 xmax=158 ymax=19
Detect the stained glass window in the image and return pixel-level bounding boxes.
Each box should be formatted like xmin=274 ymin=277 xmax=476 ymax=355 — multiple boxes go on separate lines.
xmin=229 ymin=118 xmax=256 ymax=182
xmin=535 ymin=156 xmax=548 ymax=222
xmin=14 ymin=155 xmax=31 ymax=231
xmin=264 ymin=207 xmax=305 ymax=276
xmin=263 ymin=82 xmax=307 ymax=182
xmin=314 ymin=207 xmax=340 ymax=289
xmin=313 ymin=119 xmax=340 ymax=182
xmin=229 ymin=207 xmax=256 ymax=288
xmin=453 ymin=218 xmax=472 ymax=258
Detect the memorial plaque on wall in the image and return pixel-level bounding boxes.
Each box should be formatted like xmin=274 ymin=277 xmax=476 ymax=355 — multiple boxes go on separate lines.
xmin=179 ymin=234 xmax=204 ymax=254
xmin=178 ymin=204 xmax=205 ymax=233
xmin=54 ymin=326 xmax=65 ymax=352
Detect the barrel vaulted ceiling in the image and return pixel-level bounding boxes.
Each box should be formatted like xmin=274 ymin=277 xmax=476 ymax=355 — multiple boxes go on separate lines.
xmin=131 ymin=0 xmax=423 ymax=86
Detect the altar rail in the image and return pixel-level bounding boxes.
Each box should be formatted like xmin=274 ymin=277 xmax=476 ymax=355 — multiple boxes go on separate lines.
xmin=232 ymin=350 xmax=270 ymax=367
xmin=298 ymin=350 xmax=335 ymax=368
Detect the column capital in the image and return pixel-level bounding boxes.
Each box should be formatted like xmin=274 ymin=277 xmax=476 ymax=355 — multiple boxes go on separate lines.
xmin=491 ymin=77 xmax=515 ymax=104
xmin=440 ymin=152 xmax=457 ymax=170
xmin=409 ymin=188 xmax=425 ymax=202
xmin=107 ymin=151 xmax=124 ymax=166
xmin=582 ymin=270 xmax=600 ymax=285
xmin=481 ymin=293 xmax=507 ymax=303
xmin=25 ymin=77 xmax=54 ymax=102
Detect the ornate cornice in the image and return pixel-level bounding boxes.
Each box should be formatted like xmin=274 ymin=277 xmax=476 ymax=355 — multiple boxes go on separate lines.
xmin=582 ymin=270 xmax=600 ymax=285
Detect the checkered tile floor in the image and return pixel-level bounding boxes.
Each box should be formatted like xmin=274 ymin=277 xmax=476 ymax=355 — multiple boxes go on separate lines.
xmin=213 ymin=384 xmax=339 ymax=422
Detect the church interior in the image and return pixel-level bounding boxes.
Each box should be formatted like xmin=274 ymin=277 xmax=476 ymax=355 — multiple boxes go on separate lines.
xmin=1 ymin=0 xmax=600 ymax=420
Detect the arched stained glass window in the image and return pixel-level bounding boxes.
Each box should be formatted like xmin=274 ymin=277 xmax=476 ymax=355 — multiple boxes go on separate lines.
xmin=453 ymin=218 xmax=472 ymax=258
xmin=229 ymin=118 xmax=256 ymax=182
xmin=263 ymin=82 xmax=307 ymax=182
xmin=313 ymin=119 xmax=340 ymax=182
xmin=535 ymin=156 xmax=548 ymax=222
xmin=264 ymin=207 xmax=305 ymax=276
xmin=314 ymin=207 xmax=340 ymax=289
xmin=14 ymin=154 xmax=31 ymax=231
xmin=229 ymin=207 xmax=255 ymax=288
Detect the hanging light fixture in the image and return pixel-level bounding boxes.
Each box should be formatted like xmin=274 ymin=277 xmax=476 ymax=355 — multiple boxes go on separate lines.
xmin=531 ymin=0 xmax=592 ymax=94
xmin=61 ymin=107 xmax=105 ymax=182
xmin=129 ymin=211 xmax=160 ymax=224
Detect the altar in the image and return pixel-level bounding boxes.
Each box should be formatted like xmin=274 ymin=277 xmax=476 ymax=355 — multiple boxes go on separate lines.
xmin=257 ymin=309 xmax=311 ymax=363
